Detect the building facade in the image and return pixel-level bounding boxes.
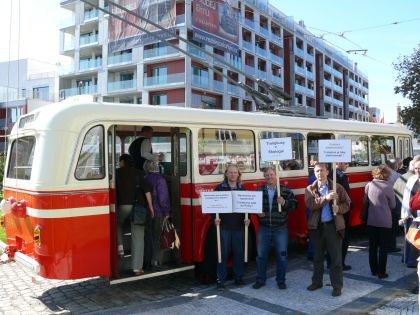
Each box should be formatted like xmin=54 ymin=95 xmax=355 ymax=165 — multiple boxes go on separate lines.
xmin=59 ymin=0 xmax=369 ymax=121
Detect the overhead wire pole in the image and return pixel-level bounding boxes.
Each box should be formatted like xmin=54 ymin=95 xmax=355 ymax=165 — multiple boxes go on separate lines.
xmin=80 ymin=0 xmax=292 ymax=109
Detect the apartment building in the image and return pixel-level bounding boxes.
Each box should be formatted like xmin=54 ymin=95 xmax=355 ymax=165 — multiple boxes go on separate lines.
xmin=59 ymin=0 xmax=369 ymax=121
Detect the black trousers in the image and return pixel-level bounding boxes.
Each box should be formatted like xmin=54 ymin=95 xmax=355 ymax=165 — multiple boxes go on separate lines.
xmin=368 ymin=226 xmax=392 ymax=275
xmin=309 ymin=222 xmax=343 ymax=289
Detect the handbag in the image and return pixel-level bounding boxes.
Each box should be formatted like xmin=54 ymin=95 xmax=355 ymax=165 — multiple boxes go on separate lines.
xmin=406 ymin=219 xmax=420 ymax=250
xmin=359 ymin=184 xmax=369 ymax=223
xmin=160 ymin=217 xmax=176 ymax=249
xmin=131 ymin=175 xmax=147 ymax=225
xmin=409 ymin=190 xmax=420 ymax=212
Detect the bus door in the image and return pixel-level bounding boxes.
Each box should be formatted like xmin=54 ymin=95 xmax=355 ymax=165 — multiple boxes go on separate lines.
xmin=307 ymin=133 xmax=335 ymax=177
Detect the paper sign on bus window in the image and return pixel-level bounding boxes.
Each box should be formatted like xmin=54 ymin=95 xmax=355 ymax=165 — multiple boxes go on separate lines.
xmin=201 ymin=192 xmax=233 ymax=214
xmin=260 ymin=137 xmax=293 ymax=162
xmin=318 ymin=140 xmax=351 ymax=163
xmin=232 ymin=191 xmax=262 ymax=214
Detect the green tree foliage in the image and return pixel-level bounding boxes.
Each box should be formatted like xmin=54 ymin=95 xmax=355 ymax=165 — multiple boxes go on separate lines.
xmin=394 ymin=47 xmax=420 ymax=137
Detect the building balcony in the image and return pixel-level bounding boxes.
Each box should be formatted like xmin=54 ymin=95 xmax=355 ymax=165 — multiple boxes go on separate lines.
xmin=349 ymin=91 xmax=356 ymax=99
xmin=80 ymin=34 xmax=98 ymax=47
xmin=256 ymin=46 xmax=267 ymax=57
xmin=294 ymin=65 xmax=306 ymax=77
xmin=143 ymin=73 xmax=184 ymax=87
xmin=295 ymin=84 xmax=306 ymax=94
xmin=213 ymin=80 xmax=224 ymax=92
xmin=361 ymin=85 xmax=369 ymax=93
xmin=79 ymin=58 xmax=101 ymax=71
xmin=213 ymin=55 xmax=227 ymax=66
xmin=295 ymin=47 xmax=305 ymax=58
xmin=187 ymin=46 xmax=206 ymax=59
xmin=108 ymin=52 xmax=133 ymax=65
xmin=144 ymin=46 xmax=179 ymax=59
xmin=269 ymin=33 xmax=282 ymax=46
xmin=192 ymin=75 xmax=209 ymax=88
xmin=59 ymin=85 xmax=97 ymax=100
xmin=306 ymin=71 xmax=314 ymax=81
xmin=62 ymin=39 xmax=75 ymax=52
xmin=258 ymin=69 xmax=267 ymax=80
xmin=270 ymin=53 xmax=283 ymax=65
xmin=324 ymin=95 xmax=333 ymax=104
xmin=272 ymin=76 xmax=283 ymax=87
xmin=244 ymin=18 xmax=255 ymax=29
xmin=332 ymin=68 xmax=343 ymax=79
xmin=349 ymin=78 xmax=355 ymax=86
xmin=305 ymin=52 xmax=315 ymax=61
xmin=333 ymin=98 xmax=343 ymax=106
xmin=108 ymin=79 xmax=136 ymax=92
xmin=228 ymin=83 xmax=240 ymax=95
xmin=259 ymin=27 xmax=269 ymax=37
xmin=244 ymin=65 xmax=255 ymax=75
xmin=324 ymin=79 xmax=333 ymax=89
xmin=324 ymin=64 xmax=332 ymax=73
xmin=242 ymin=40 xmax=253 ymax=52
xmin=84 ymin=9 xmax=99 ymax=21
xmin=305 ymin=106 xmax=316 ymax=116
xmin=60 ymin=16 xmax=75 ymax=29
xmin=59 ymin=64 xmax=75 ymax=76
xmin=333 ymin=83 xmax=343 ymax=93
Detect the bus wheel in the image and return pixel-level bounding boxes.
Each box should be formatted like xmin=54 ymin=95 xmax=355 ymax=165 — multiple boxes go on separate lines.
xmin=195 ymin=226 xmax=217 ymax=284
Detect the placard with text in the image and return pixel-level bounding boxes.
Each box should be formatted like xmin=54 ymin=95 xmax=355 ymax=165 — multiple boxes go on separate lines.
xmin=318 ymin=140 xmax=351 ymax=163
xmin=201 ymin=191 xmax=262 ymax=214
xmin=260 ymin=137 xmax=293 ymax=162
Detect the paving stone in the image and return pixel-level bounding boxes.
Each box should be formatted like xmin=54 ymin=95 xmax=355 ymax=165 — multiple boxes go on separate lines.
xmin=370 ymin=294 xmax=419 ymax=315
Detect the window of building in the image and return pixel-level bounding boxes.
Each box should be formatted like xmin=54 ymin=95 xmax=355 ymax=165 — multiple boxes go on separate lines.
xmin=370 ymin=135 xmax=395 ymax=166
xmin=7 ymin=136 xmax=36 ymax=180
xmin=259 ymin=132 xmax=304 ymax=170
xmin=152 ymin=94 xmax=167 ymax=105
xmin=75 ymin=125 xmax=105 ymax=180
xmin=339 ymin=135 xmax=369 ymax=166
xmin=198 ymin=128 xmax=255 ymax=175
xmin=33 ymin=86 xmax=49 ymax=101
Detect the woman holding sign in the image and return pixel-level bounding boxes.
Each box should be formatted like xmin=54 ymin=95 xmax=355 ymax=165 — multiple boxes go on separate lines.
xmin=214 ymin=164 xmax=250 ymax=291
xmin=253 ymin=166 xmax=298 ymax=290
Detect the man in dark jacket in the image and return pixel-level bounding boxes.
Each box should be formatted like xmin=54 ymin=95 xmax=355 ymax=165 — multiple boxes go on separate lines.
xmin=306 ymin=163 xmax=350 ymax=297
xmin=252 ymin=166 xmax=298 ymax=290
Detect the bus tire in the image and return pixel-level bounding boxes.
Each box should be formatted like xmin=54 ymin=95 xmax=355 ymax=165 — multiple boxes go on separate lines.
xmin=195 ymin=226 xmax=217 ymax=284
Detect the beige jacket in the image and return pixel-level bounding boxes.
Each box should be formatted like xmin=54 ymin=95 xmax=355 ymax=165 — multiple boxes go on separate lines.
xmin=305 ymin=179 xmax=351 ymax=232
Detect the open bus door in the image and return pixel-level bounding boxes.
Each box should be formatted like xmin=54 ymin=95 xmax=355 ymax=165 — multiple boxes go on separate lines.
xmin=109 ymin=125 xmax=193 ymax=284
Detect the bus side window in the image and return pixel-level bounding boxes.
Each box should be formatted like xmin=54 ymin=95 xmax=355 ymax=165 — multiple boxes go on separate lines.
xmin=370 ymin=135 xmax=395 ymax=166
xmin=75 ymin=125 xmax=105 ymax=180
xmin=259 ymin=131 xmax=304 ymax=170
xmin=339 ymin=135 xmax=369 ymax=167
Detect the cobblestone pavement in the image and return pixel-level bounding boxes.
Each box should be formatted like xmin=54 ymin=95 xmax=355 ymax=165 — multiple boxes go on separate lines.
xmin=0 ymin=234 xmax=419 ymax=315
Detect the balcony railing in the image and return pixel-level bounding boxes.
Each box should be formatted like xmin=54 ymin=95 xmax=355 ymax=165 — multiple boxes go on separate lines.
xmin=270 ymin=53 xmax=283 ymax=65
xmin=324 ymin=64 xmax=332 ymax=73
xmin=60 ymin=16 xmax=75 ymax=28
xmin=144 ymin=46 xmax=179 ymax=59
xmin=228 ymin=83 xmax=240 ymax=95
xmin=244 ymin=18 xmax=255 ymax=29
xmin=332 ymin=68 xmax=343 ymax=79
xmin=295 ymin=84 xmax=306 ymax=94
xmin=108 ymin=52 xmax=132 ymax=65
xmin=244 ymin=65 xmax=255 ymax=75
xmin=84 ymin=9 xmax=99 ymax=21
xmin=256 ymin=46 xmax=267 ymax=57
xmin=324 ymin=79 xmax=333 ymax=89
xmin=306 ymin=70 xmax=314 ymax=80
xmin=79 ymin=58 xmax=101 ymax=71
xmin=60 ymin=85 xmax=97 ymax=99
xmin=143 ymin=73 xmax=184 ymax=86
xmin=306 ymin=88 xmax=315 ymax=97
xmin=80 ymin=34 xmax=98 ymax=46
xmin=269 ymin=33 xmax=282 ymax=46
xmin=242 ymin=40 xmax=253 ymax=52
xmin=257 ymin=69 xmax=267 ymax=80
xmin=213 ymin=80 xmax=224 ymax=92
xmin=333 ymin=83 xmax=343 ymax=92
xmin=295 ymin=47 xmax=305 ymax=58
xmin=188 ymin=46 xmax=206 ymax=59
xmin=192 ymin=75 xmax=209 ymax=88
xmin=294 ymin=65 xmax=306 ymax=77
xmin=333 ymin=98 xmax=343 ymax=106
xmin=213 ymin=55 xmax=226 ymax=66
xmin=108 ymin=79 xmax=136 ymax=92
xmin=272 ymin=76 xmax=282 ymax=87
xmin=259 ymin=27 xmax=269 ymax=37
xmin=324 ymin=95 xmax=333 ymax=104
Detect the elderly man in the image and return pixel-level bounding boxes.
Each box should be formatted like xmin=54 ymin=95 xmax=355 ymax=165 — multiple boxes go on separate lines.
xmin=305 ymin=163 xmax=351 ymax=297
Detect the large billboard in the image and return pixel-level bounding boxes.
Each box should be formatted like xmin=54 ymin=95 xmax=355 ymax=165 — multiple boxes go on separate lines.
xmin=192 ymin=0 xmax=239 ymax=55
xmin=108 ymin=0 xmax=176 ymax=54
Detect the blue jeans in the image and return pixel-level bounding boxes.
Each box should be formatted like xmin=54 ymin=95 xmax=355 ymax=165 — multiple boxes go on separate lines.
xmin=217 ymin=228 xmax=245 ymax=284
xmin=256 ymin=225 xmax=288 ymax=284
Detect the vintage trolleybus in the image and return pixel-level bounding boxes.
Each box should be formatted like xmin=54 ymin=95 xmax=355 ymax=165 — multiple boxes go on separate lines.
xmin=0 ymin=99 xmax=413 ymax=282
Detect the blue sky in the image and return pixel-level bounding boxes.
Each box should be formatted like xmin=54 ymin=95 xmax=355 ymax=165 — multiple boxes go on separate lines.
xmin=1 ymin=0 xmax=419 ymax=122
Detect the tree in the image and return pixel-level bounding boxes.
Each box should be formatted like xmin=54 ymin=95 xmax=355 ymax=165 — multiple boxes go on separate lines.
xmin=394 ymin=47 xmax=420 ymax=137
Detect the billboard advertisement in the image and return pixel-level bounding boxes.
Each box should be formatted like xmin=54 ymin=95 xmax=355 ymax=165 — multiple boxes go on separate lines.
xmin=192 ymin=0 xmax=239 ymax=55
xmin=108 ymin=0 xmax=176 ymax=54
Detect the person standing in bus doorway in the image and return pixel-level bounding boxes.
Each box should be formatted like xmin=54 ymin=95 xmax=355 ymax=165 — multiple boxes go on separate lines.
xmin=144 ymin=160 xmax=171 ymax=267
xmin=116 ymin=154 xmax=154 ymax=276
xmin=129 ymin=126 xmax=157 ymax=172
xmin=327 ymin=162 xmax=353 ymax=271
xmin=214 ymin=164 xmax=250 ymax=291
xmin=306 ymin=163 xmax=350 ymax=297
xmin=252 ymin=166 xmax=298 ymax=290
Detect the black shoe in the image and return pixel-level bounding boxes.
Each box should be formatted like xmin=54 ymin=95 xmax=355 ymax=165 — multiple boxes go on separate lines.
xmin=252 ymin=282 xmax=265 ymax=289
xmin=278 ymin=282 xmax=286 ymax=290
xmin=307 ymin=283 xmax=323 ymax=291
xmin=216 ymin=282 xmax=225 ymax=291
xmin=377 ymin=273 xmax=389 ymax=279
xmin=234 ymin=279 xmax=245 ymax=286
xmin=342 ymin=264 xmax=352 ymax=271
xmin=332 ymin=288 xmax=342 ymax=297
xmin=388 ymin=247 xmax=401 ymax=253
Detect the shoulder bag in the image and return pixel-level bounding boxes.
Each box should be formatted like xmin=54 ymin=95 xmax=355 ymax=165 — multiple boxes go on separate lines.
xmin=131 ymin=175 xmax=147 ymax=225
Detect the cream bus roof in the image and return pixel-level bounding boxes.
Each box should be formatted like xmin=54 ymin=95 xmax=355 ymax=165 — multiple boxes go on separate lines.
xmin=11 ymin=101 xmax=412 ymax=137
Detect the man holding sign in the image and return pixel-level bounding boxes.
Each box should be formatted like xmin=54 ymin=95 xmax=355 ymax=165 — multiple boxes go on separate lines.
xmin=306 ymin=163 xmax=350 ymax=297
xmin=253 ymin=166 xmax=298 ymax=290
xmin=213 ymin=164 xmax=250 ymax=291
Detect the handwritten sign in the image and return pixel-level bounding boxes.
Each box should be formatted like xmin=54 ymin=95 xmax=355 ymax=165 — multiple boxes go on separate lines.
xmin=318 ymin=140 xmax=351 ymax=163
xmin=260 ymin=137 xmax=293 ymax=162
xmin=201 ymin=192 xmax=232 ymax=214
xmin=232 ymin=191 xmax=263 ymax=214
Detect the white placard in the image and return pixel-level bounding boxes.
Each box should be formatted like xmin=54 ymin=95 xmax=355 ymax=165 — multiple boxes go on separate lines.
xmin=318 ymin=140 xmax=352 ymax=163
xmin=232 ymin=191 xmax=263 ymax=214
xmin=201 ymin=192 xmax=233 ymax=214
xmin=260 ymin=137 xmax=293 ymax=162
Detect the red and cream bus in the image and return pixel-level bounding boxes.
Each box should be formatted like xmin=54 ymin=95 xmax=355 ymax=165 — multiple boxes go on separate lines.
xmin=0 ymin=99 xmax=412 ymax=282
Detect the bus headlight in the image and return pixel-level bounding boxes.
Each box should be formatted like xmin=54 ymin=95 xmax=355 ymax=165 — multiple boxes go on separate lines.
xmin=34 ymin=225 xmax=41 ymax=247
